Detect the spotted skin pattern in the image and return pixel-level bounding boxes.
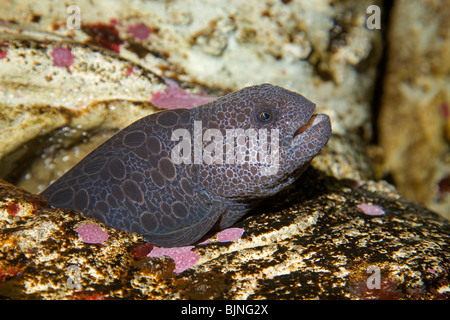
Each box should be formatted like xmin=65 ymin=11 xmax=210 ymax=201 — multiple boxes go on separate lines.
xmin=40 ymin=84 xmax=332 ymax=247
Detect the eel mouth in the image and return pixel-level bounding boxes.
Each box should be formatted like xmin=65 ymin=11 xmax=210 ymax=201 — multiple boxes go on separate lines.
xmin=293 ymin=114 xmax=318 ymax=138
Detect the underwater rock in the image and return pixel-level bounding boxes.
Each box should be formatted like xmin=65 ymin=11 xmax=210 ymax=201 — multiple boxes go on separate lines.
xmin=0 ymin=35 xmax=165 ymax=186
xmin=1 ymin=169 xmax=449 ymax=299
xmin=378 ymin=0 xmax=450 ymax=219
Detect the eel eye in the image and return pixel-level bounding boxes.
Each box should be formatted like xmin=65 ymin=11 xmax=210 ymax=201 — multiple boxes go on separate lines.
xmin=258 ymin=111 xmax=272 ymax=122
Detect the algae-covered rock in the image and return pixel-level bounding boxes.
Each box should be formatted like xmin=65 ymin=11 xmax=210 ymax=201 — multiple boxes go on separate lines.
xmin=1 ymin=169 xmax=448 ymax=299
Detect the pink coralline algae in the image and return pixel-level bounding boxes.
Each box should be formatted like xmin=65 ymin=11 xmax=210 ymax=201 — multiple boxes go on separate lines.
xmin=109 ymin=18 xmax=123 ymax=27
xmin=50 ymin=47 xmax=74 ymax=68
xmin=0 ymin=42 xmax=7 ymax=59
xmin=146 ymin=228 xmax=244 ymax=273
xmin=0 ymin=266 xmax=22 ymax=282
xmin=6 ymin=202 xmax=20 ymax=216
xmin=198 ymin=227 xmax=245 ymax=245
xmin=128 ymin=22 xmax=151 ymax=41
xmin=147 ymin=245 xmax=200 ymax=273
xmin=216 ymin=228 xmax=245 ymax=242
xmin=76 ymin=223 xmax=109 ymax=244
xmin=125 ymin=65 xmax=136 ymax=76
xmin=357 ymin=203 xmax=385 ymax=216
xmin=151 ymin=79 xmax=216 ymax=109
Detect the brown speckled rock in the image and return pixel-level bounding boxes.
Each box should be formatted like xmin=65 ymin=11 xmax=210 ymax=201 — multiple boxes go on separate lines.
xmin=1 ymin=168 xmax=449 ymax=300
xmin=0 ymin=180 xmax=146 ymax=299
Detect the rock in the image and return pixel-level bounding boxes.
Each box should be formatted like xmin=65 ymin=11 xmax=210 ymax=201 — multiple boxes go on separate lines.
xmin=0 ymin=180 xmax=145 ymax=299
xmin=1 ymin=169 xmax=449 ymax=299
xmin=378 ymin=0 xmax=450 ymax=219
xmin=0 ymin=34 xmax=166 ymax=185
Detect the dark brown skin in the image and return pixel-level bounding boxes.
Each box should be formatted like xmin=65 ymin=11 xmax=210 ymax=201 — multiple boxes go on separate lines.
xmin=40 ymin=84 xmax=332 ymax=247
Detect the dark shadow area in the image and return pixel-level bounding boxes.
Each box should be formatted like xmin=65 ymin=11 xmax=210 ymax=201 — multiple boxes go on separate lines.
xmin=370 ymin=0 xmax=394 ymax=145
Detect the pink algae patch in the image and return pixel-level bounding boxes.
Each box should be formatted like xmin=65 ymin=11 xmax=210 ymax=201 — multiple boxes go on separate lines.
xmin=216 ymin=228 xmax=245 ymax=242
xmin=125 ymin=65 xmax=136 ymax=76
xmin=147 ymin=245 xmax=200 ymax=273
xmin=76 ymin=223 xmax=109 ymax=244
xmin=197 ymin=227 xmax=245 ymax=245
xmin=146 ymin=228 xmax=245 ymax=273
xmin=357 ymin=203 xmax=385 ymax=216
xmin=50 ymin=47 xmax=74 ymax=68
xmin=128 ymin=22 xmax=151 ymax=41
xmin=6 ymin=202 xmax=20 ymax=217
xmin=151 ymin=79 xmax=216 ymax=109
xmin=109 ymin=18 xmax=123 ymax=27
xmin=0 ymin=41 xmax=7 ymax=59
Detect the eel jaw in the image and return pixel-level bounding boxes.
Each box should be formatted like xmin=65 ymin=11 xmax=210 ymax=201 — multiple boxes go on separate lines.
xmin=293 ymin=114 xmax=318 ymax=138
xmin=291 ymin=113 xmax=332 ymax=146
